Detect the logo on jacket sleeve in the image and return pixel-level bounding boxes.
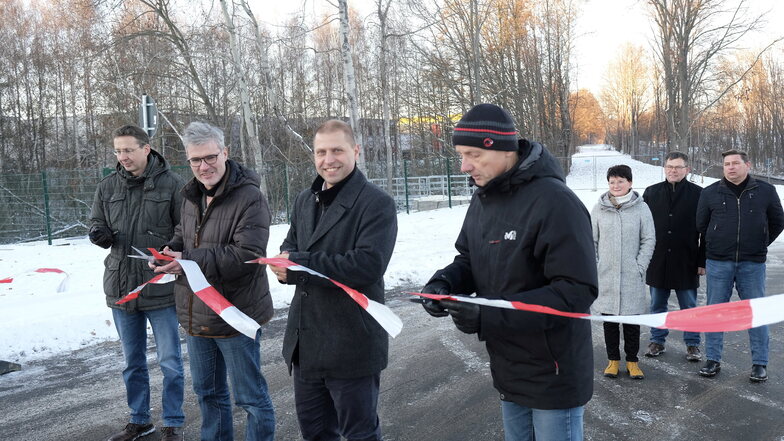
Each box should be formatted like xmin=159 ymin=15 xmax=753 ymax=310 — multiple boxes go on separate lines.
xmin=504 ymin=230 xmax=517 ymax=241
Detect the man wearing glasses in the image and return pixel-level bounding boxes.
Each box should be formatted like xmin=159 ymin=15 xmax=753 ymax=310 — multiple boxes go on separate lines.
xmin=89 ymin=125 xmax=186 ymax=441
xmin=153 ymin=121 xmax=276 ymax=441
xmin=642 ymin=152 xmax=706 ymax=362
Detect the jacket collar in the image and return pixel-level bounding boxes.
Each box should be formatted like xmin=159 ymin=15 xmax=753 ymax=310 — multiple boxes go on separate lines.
xmin=304 ymin=168 xmax=368 ymax=249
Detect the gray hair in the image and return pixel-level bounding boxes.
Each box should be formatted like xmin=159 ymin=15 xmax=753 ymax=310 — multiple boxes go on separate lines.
xmin=182 ymin=121 xmax=224 ymax=149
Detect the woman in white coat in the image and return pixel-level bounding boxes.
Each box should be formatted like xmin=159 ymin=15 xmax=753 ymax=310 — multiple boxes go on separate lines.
xmin=591 ymin=165 xmax=655 ymax=379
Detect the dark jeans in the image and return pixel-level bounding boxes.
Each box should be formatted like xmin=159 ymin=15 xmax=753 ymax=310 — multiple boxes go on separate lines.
xmin=293 ymin=363 xmax=381 ymax=441
xmin=603 ymin=315 xmax=640 ymax=362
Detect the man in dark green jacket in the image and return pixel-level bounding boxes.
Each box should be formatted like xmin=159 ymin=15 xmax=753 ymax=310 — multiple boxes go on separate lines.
xmin=89 ymin=125 xmax=185 ymax=441
xmin=269 ymin=119 xmax=397 ymax=441
xmin=153 ymin=121 xmax=275 ymax=441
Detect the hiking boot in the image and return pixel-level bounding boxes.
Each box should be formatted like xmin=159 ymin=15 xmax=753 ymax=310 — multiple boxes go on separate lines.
xmin=107 ymin=423 xmax=155 ymax=441
xmin=603 ymin=360 xmax=619 ymax=378
xmin=644 ymin=342 xmax=665 ymax=357
xmin=627 ymin=361 xmax=645 ymax=379
xmin=686 ymin=346 xmax=701 ymax=362
xmin=750 ymin=364 xmax=768 ymax=383
xmin=699 ymin=360 xmax=721 ymax=377
xmin=159 ymin=426 xmax=183 ymax=441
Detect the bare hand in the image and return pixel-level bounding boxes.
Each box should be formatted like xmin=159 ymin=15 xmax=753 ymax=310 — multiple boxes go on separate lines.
xmin=697 ymin=267 xmax=706 ymax=276
xmin=269 ymin=252 xmax=290 ymax=282
xmin=153 ymin=246 xmax=183 ymax=275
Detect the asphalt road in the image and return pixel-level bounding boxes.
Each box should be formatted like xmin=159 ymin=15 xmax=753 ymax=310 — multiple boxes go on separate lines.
xmin=2 ymin=243 xmax=784 ymax=441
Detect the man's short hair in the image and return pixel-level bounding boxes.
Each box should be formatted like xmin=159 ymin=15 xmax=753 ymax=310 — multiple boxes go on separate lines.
xmin=112 ymin=125 xmax=150 ymax=147
xmin=607 ymin=164 xmax=633 ymax=182
xmin=183 ymin=121 xmax=225 ymax=148
xmin=665 ymin=151 xmax=689 ymax=165
xmin=721 ymin=149 xmax=749 ymax=163
xmin=315 ymin=119 xmax=356 ymax=145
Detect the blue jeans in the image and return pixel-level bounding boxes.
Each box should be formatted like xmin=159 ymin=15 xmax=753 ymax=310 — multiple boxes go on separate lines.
xmin=649 ymin=287 xmax=700 ymax=346
xmin=501 ymin=401 xmax=584 ymax=441
xmin=112 ymin=306 xmax=185 ymax=427
xmin=186 ymin=330 xmax=275 ymax=441
xmin=705 ymin=259 xmax=769 ymax=365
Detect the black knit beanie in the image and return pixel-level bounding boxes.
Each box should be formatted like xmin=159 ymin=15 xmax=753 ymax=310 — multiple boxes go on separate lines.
xmin=452 ymin=103 xmax=518 ymax=151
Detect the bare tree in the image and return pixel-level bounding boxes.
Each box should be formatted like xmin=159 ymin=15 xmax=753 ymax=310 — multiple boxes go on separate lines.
xmin=338 ymin=0 xmax=365 ymax=170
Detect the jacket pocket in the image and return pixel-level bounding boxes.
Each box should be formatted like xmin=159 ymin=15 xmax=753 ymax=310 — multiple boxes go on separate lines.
xmin=103 ymin=254 xmax=121 ymax=298
xmin=143 ymin=192 xmax=174 ymax=229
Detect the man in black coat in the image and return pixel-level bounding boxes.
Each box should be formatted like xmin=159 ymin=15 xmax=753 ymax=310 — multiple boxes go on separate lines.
xmin=269 ymin=120 xmax=397 ymax=441
xmin=420 ymin=104 xmax=597 ymax=440
xmin=696 ymin=149 xmax=784 ymax=382
xmin=642 ymin=152 xmax=706 ymax=362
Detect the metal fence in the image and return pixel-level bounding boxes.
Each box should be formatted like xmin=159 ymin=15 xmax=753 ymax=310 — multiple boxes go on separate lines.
xmin=0 ymin=153 xmax=669 ymax=245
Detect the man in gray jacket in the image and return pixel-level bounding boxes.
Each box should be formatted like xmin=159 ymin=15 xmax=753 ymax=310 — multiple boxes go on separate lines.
xmin=90 ymin=125 xmax=185 ymax=441
xmin=269 ymin=119 xmax=397 ymax=441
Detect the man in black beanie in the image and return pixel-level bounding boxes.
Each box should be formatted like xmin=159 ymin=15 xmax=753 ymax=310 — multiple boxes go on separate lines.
xmin=420 ymin=103 xmax=598 ymax=440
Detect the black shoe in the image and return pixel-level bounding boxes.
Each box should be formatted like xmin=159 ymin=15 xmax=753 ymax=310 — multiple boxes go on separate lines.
xmin=645 ymin=342 xmax=665 ymax=357
xmin=699 ymin=360 xmax=721 ymax=377
xmin=159 ymin=427 xmax=183 ymax=441
xmin=107 ymin=423 xmax=155 ymax=441
xmin=750 ymin=364 xmax=768 ymax=382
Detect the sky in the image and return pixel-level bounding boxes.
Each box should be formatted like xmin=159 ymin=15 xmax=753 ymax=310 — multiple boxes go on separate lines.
xmin=6 ymin=147 xmax=784 ymax=365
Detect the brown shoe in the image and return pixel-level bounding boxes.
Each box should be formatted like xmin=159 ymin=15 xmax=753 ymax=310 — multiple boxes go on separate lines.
xmin=159 ymin=427 xmax=183 ymax=441
xmin=686 ymin=346 xmax=702 ymax=362
xmin=107 ymin=423 xmax=155 ymax=441
xmin=645 ymin=342 xmax=665 ymax=357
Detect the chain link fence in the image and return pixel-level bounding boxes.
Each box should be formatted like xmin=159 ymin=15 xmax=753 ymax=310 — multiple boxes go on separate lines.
xmin=0 ymin=152 xmax=672 ymax=245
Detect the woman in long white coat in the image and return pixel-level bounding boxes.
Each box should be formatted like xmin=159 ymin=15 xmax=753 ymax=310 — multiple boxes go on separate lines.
xmin=591 ymin=164 xmax=655 ymax=379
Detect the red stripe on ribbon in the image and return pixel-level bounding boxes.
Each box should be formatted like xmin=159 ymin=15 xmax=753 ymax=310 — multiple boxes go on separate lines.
xmin=509 ymin=301 xmax=590 ymax=318
xmin=0 ymin=277 xmax=12 ymax=283
xmin=34 ymin=268 xmax=65 ymax=274
xmin=193 ymin=286 xmax=233 ymax=314
xmin=454 ymin=127 xmax=517 ymax=135
xmin=332 ymin=279 xmax=370 ymax=309
xmin=148 ymin=248 xmax=174 ymax=261
xmin=664 ymin=300 xmax=753 ymax=332
xmin=116 ymin=273 xmax=170 ymax=304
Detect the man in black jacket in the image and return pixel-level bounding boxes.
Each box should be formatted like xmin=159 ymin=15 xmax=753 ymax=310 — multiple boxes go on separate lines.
xmin=90 ymin=125 xmax=185 ymax=441
xmin=269 ymin=120 xmax=397 ymax=441
xmin=696 ymin=149 xmax=784 ymax=382
xmin=420 ymin=104 xmax=597 ymax=440
xmin=154 ymin=122 xmax=275 ymax=440
xmin=642 ymin=152 xmax=706 ymax=362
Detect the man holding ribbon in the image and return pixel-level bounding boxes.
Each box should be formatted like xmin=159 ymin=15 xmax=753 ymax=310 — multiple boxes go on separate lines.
xmin=90 ymin=124 xmax=185 ymax=441
xmin=269 ymin=119 xmax=397 ymax=441
xmin=153 ymin=121 xmax=275 ymax=441
xmin=419 ymin=104 xmax=598 ymax=441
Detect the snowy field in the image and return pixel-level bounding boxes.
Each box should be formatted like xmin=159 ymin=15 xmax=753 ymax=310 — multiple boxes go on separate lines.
xmin=1 ymin=147 xmax=779 ymax=364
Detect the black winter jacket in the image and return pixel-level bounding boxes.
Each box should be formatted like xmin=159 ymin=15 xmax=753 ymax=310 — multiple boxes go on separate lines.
xmin=90 ymin=150 xmax=184 ymax=311
xmin=696 ymin=177 xmax=784 ymax=263
xmin=167 ymin=160 xmax=274 ymax=337
xmin=281 ymin=169 xmax=398 ymax=379
xmin=643 ymin=179 xmax=706 ymax=289
xmin=429 ymin=140 xmax=597 ymax=409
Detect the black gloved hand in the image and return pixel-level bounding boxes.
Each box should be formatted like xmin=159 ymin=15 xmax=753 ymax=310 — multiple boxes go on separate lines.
xmin=420 ymin=280 xmax=451 ymax=317
xmin=440 ymin=299 xmax=480 ymax=334
xmin=89 ymin=226 xmax=114 ymax=249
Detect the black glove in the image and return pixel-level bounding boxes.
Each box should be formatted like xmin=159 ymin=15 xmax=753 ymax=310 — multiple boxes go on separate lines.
xmin=440 ymin=299 xmax=480 ymax=334
xmin=89 ymin=226 xmax=114 ymax=249
xmin=420 ymin=280 xmax=451 ymax=317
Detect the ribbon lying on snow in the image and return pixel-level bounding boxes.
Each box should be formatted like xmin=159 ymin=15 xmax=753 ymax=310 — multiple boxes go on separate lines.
xmin=248 ymin=257 xmax=403 ymax=338
xmin=411 ymin=292 xmax=784 ymax=333
xmin=1 ymin=268 xmax=70 ymax=292
xmin=116 ymin=248 xmax=261 ymax=339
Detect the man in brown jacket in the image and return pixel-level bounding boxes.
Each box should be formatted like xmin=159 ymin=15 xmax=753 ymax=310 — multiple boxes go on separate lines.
xmin=154 ymin=121 xmax=275 ymax=441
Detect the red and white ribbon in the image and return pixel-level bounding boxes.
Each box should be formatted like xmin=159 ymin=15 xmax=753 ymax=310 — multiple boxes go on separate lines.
xmin=411 ymin=292 xmax=784 ymax=332
xmin=116 ymin=273 xmax=177 ymax=304
xmin=117 ymin=248 xmax=261 ymax=339
xmin=250 ymin=257 xmax=403 ymax=338
xmin=1 ymin=268 xmax=70 ymax=292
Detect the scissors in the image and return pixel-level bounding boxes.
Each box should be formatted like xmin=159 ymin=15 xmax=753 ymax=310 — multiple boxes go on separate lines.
xmin=127 ymin=246 xmax=155 ymax=262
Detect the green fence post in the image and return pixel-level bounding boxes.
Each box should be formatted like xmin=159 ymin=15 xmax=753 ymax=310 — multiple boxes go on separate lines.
xmin=284 ymin=163 xmax=291 ymax=223
xmin=404 ymin=160 xmax=410 ymax=214
xmin=41 ymin=171 xmax=53 ymax=245
xmin=445 ymin=156 xmax=453 ymax=208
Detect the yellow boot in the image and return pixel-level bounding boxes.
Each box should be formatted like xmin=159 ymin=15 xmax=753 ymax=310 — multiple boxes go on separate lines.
xmin=603 ymin=360 xmax=619 ymax=378
xmin=627 ymin=361 xmax=645 ymax=379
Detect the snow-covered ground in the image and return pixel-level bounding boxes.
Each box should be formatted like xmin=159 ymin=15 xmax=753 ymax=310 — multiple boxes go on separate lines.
xmin=1 ymin=147 xmax=777 ymax=364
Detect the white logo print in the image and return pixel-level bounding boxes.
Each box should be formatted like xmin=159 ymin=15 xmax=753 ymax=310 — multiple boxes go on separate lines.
xmin=504 ymin=230 xmax=517 ymax=241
